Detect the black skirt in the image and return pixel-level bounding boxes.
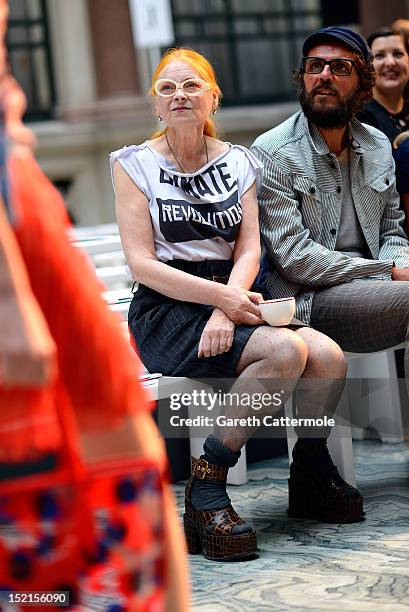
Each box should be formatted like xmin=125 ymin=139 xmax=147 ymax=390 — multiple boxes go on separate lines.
xmin=128 ymin=260 xmax=260 ymax=378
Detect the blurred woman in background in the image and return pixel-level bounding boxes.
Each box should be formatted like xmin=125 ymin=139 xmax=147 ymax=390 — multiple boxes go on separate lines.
xmin=358 ymin=27 xmax=409 ymax=141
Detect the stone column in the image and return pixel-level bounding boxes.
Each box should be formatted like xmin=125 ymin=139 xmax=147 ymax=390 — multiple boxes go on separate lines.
xmin=46 ymin=0 xmax=97 ymax=118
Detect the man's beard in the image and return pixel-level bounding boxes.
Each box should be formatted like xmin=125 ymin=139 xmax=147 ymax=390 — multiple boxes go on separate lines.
xmin=299 ymin=81 xmax=362 ymax=129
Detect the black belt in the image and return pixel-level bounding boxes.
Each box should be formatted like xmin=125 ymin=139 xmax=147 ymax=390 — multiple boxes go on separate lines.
xmin=132 ymin=271 xmax=229 ymax=294
xmin=202 ymin=275 xmax=229 ymax=284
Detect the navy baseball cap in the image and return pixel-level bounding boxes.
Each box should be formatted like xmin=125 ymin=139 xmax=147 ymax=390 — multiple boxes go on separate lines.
xmin=303 ymin=27 xmax=372 ymax=63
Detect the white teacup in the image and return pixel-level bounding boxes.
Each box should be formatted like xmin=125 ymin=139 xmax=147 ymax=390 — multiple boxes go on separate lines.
xmin=259 ymin=297 xmax=296 ymax=326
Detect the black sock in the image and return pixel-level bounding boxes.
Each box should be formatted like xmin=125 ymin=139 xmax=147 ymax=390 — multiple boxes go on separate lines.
xmin=190 ymin=435 xmax=239 ymax=511
xmin=202 ymin=434 xmax=241 ymax=468
xmin=190 ymin=436 xmax=251 ymax=534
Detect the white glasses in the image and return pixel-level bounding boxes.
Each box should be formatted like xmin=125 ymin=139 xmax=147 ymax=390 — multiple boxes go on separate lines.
xmin=154 ymin=77 xmax=211 ymax=97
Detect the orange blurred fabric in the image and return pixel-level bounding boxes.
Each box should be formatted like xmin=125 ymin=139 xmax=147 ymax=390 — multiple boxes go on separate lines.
xmin=0 ymin=2 xmax=188 ymax=608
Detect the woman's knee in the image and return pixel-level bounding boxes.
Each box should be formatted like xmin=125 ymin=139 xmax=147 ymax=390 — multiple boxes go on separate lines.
xmin=305 ymin=333 xmax=347 ymax=377
xmin=263 ymin=329 xmax=308 ymax=377
xmin=236 ymin=327 xmax=308 ymax=377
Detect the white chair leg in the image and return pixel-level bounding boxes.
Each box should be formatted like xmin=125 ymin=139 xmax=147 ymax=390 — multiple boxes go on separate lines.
xmin=347 ymin=351 xmax=404 ymax=444
xmin=284 ymin=396 xmax=297 ymax=463
xmin=284 ymin=392 xmax=356 ymax=487
xmin=226 ymin=447 xmax=248 ymax=485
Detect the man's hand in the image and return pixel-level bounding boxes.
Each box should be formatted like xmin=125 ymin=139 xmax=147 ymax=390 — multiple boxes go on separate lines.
xmin=198 ymin=308 xmax=236 ymax=358
xmin=391 ymin=266 xmax=409 ymax=281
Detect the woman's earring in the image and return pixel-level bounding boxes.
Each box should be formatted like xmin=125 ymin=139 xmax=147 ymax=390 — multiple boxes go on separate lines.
xmin=157 ymin=115 xmax=162 ymax=121
xmin=212 ymin=107 xmax=218 ymax=115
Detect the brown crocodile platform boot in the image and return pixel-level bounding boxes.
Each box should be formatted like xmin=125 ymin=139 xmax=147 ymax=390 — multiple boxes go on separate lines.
xmin=183 ymin=457 xmax=257 ymax=561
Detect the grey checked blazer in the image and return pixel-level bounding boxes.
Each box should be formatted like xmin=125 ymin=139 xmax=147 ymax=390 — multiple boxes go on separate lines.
xmin=251 ymin=111 xmax=409 ymax=323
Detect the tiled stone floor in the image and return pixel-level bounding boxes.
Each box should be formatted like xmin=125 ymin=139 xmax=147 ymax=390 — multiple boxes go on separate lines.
xmin=173 ymin=440 xmax=409 ymax=611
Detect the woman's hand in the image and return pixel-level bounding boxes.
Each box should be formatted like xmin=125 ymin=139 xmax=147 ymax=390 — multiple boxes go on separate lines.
xmin=0 ymin=292 xmax=57 ymax=387
xmin=391 ymin=265 xmax=409 ymax=281
xmin=214 ymin=284 xmax=264 ymax=325
xmin=198 ymin=308 xmax=236 ymax=358
xmin=0 ymin=199 xmax=57 ymax=388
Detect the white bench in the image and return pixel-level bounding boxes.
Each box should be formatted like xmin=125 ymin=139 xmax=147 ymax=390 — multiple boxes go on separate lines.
xmin=68 ymin=223 xmax=120 ymax=239
xmin=96 ymin=265 xmax=131 ymax=287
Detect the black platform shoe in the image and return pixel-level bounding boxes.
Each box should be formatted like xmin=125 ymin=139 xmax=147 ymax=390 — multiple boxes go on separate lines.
xmin=287 ymin=440 xmax=365 ymax=523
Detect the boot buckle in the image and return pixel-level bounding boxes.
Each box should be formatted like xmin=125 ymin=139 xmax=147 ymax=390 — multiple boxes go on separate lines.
xmin=194 ymin=458 xmax=210 ymax=479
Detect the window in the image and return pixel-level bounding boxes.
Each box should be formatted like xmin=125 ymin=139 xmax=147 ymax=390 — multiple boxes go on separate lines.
xmin=6 ymin=0 xmax=55 ymax=120
xmin=170 ymin=0 xmax=322 ymax=106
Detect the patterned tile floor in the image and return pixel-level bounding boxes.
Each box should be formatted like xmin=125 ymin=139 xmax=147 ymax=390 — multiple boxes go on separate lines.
xmin=173 ymin=440 xmax=409 ymax=611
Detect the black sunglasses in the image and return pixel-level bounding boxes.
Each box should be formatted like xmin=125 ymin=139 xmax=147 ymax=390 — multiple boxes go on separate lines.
xmin=302 ymin=57 xmax=356 ymax=76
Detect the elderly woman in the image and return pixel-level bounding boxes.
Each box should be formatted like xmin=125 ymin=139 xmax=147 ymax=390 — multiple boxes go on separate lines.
xmin=358 ymin=27 xmax=409 ymax=141
xmin=111 ymin=48 xmax=360 ymax=562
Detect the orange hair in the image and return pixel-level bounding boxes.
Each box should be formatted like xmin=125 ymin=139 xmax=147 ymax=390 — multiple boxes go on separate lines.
xmin=150 ymin=47 xmax=222 ymax=139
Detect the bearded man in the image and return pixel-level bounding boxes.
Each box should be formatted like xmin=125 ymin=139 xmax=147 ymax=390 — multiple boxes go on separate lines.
xmin=251 ymin=26 xmax=409 ymax=473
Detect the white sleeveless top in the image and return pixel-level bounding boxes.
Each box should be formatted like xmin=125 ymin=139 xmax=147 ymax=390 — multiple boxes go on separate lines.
xmin=109 ymin=142 xmax=262 ymax=262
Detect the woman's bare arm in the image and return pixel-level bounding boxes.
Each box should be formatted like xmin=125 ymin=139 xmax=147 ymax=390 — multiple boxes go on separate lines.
xmin=229 ymin=181 xmax=261 ymax=289
xmin=113 ymin=161 xmax=262 ymax=324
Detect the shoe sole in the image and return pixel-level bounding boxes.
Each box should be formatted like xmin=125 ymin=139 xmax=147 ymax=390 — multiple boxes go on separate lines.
xmin=287 ymin=508 xmax=366 ymax=523
xmin=183 ymin=515 xmax=257 ymax=561
xmin=288 ymin=477 xmax=365 ymax=523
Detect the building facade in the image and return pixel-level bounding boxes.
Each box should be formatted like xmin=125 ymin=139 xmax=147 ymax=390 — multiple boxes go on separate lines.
xmin=7 ymin=0 xmax=409 ymax=224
